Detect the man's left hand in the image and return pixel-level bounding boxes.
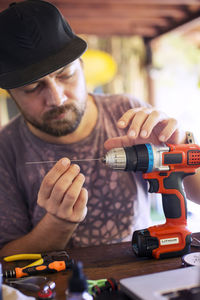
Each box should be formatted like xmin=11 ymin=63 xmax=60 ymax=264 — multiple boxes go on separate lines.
xmin=104 ymin=107 xmax=186 ymax=150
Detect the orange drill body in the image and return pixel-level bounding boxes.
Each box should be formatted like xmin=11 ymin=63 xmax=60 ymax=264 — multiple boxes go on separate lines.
xmin=103 ymin=142 xmax=200 ymax=259
xmin=140 ymin=143 xmax=200 ymax=259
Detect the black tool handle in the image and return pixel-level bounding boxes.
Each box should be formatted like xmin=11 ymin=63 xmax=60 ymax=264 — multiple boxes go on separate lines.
xmin=162 ymin=171 xmax=194 ymax=221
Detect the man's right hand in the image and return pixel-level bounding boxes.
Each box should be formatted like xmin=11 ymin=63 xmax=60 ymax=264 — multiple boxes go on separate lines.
xmin=37 ymin=158 xmax=88 ymax=223
xmin=0 ymin=158 xmax=88 ymax=256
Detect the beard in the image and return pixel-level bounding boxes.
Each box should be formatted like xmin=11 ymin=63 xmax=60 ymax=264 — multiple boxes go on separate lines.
xmin=22 ymin=102 xmax=86 ymax=137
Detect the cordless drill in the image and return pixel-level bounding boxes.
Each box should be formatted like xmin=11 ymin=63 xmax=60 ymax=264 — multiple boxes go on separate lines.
xmin=102 ymin=142 xmax=200 ymax=259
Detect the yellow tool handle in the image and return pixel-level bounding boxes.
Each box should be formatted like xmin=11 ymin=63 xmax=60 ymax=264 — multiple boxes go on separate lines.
xmin=24 ymin=258 xmax=44 ymax=268
xmin=4 ymin=253 xmax=42 ymax=262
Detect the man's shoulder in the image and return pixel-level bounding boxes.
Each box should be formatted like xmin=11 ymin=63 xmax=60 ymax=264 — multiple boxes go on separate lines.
xmin=92 ymin=93 xmax=146 ymax=108
xmin=0 ymin=115 xmax=22 ymax=141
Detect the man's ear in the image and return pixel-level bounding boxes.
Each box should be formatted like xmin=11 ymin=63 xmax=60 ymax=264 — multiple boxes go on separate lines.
xmin=6 ymin=89 xmax=11 ymax=97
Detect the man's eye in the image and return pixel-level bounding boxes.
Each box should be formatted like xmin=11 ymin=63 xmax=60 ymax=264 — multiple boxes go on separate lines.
xmin=24 ymin=84 xmax=40 ymax=93
xmin=58 ymin=72 xmax=75 ymax=80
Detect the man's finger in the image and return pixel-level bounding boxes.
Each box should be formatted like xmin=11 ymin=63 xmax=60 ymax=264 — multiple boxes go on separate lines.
xmin=57 ymin=186 xmax=88 ymax=221
xmin=72 ymin=188 xmax=88 ymax=222
xmin=104 ymin=136 xmax=133 ymax=150
xmin=38 ymin=158 xmax=70 ymax=205
xmin=117 ymin=109 xmax=137 ymax=128
xmin=158 ymin=118 xmax=178 ymax=142
xmin=59 ymin=173 xmax=86 ymax=213
xmin=127 ymin=110 xmax=151 ymax=138
xmin=48 ymin=164 xmax=81 ymax=207
xmin=136 ymin=110 xmax=166 ymax=139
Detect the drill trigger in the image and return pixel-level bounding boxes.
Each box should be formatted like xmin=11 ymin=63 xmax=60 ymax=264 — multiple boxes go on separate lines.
xmin=147 ymin=179 xmax=159 ymax=193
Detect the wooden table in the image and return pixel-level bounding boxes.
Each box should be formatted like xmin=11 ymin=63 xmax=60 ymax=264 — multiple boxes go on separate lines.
xmin=2 ymin=232 xmax=200 ymax=300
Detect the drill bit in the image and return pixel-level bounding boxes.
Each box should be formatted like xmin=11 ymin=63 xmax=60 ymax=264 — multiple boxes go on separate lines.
xmin=25 ymin=158 xmax=102 ymax=165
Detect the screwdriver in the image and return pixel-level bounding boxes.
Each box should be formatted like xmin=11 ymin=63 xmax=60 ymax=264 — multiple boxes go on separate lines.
xmin=3 ymin=259 xmax=74 ymax=279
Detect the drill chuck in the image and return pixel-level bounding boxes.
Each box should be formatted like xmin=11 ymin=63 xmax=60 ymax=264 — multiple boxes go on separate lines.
xmin=102 ymin=144 xmax=149 ymax=171
xmin=102 ymin=144 xmax=170 ymax=172
xmin=102 ymin=148 xmax=127 ymax=170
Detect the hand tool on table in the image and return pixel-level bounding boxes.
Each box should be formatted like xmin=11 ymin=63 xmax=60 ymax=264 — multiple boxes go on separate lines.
xmin=37 ymin=280 xmax=56 ymax=300
xmin=5 ymin=276 xmax=47 ymax=291
xmin=3 ymin=250 xmax=74 ymax=278
xmin=102 ymin=140 xmax=200 ymax=259
xmin=191 ymin=237 xmax=200 ymax=248
xmin=87 ymin=278 xmax=118 ymax=297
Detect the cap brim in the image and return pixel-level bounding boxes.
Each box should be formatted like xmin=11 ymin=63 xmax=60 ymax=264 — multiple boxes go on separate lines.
xmin=0 ymin=36 xmax=87 ymax=89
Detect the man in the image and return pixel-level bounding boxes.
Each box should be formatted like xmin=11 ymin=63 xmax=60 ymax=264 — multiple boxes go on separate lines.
xmin=0 ymin=0 xmax=198 ymax=256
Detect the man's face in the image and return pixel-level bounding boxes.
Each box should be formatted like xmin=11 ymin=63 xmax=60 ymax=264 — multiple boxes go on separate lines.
xmin=9 ymin=59 xmax=88 ymax=137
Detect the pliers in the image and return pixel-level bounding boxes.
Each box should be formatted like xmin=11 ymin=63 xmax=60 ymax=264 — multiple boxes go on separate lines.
xmin=4 ymin=250 xmax=69 ymax=267
xmin=3 ymin=250 xmax=74 ymax=278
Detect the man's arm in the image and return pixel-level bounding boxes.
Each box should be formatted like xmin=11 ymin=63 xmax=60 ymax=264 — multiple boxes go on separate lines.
xmin=0 ymin=158 xmax=88 ymax=256
xmin=183 ymin=170 xmax=200 ymax=204
xmin=0 ymin=213 xmax=78 ymax=256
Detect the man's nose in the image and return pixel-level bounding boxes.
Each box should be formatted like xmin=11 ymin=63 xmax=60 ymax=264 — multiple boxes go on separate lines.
xmin=45 ymin=81 xmax=67 ymax=106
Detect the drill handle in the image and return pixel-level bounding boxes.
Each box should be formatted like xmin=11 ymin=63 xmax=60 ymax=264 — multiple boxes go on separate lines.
xmin=162 ymin=172 xmax=192 ymax=222
xmin=144 ymin=171 xmax=194 ymax=223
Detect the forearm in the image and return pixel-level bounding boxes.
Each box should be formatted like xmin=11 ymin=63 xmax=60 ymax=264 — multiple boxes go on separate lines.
xmin=184 ymin=169 xmax=200 ymax=204
xmin=0 ymin=213 xmax=78 ymax=257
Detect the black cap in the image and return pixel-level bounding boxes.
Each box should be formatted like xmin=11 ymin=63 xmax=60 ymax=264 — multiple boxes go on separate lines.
xmin=0 ymin=0 xmax=87 ymax=89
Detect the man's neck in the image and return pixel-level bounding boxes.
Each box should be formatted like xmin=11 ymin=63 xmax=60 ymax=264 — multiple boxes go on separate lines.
xmin=27 ymin=94 xmax=98 ymax=144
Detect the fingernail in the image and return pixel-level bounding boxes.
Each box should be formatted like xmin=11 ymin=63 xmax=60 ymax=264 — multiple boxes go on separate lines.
xmin=140 ymin=130 xmax=147 ymax=138
xmin=118 ymin=120 xmax=126 ymax=127
xmin=61 ymin=158 xmax=70 ymax=166
xmin=128 ymin=130 xmax=136 ymax=137
xmin=159 ymin=135 xmax=165 ymax=142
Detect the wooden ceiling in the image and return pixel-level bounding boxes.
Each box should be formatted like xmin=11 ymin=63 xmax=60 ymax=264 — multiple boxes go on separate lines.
xmin=1 ymin=0 xmax=200 ymax=40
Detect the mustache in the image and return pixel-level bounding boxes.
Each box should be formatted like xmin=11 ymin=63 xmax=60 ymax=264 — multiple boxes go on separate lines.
xmin=43 ymin=104 xmax=76 ymax=120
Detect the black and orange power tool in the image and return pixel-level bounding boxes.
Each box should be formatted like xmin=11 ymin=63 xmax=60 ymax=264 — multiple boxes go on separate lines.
xmin=102 ymin=141 xmax=200 ymax=259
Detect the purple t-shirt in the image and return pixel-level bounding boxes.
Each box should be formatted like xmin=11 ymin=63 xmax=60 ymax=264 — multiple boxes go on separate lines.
xmin=0 ymin=93 xmax=151 ymax=248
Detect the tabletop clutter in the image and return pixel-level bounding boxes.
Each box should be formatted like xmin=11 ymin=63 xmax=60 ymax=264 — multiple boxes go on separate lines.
xmin=1 ymin=239 xmax=200 ymax=300
xmin=0 ymin=250 xmax=119 ymax=300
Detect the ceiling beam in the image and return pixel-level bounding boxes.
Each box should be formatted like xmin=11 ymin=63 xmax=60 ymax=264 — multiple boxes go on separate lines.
xmin=150 ymin=7 xmax=200 ymax=40
xmin=54 ymin=0 xmax=200 ymax=4
xmin=69 ymin=19 xmax=159 ymax=36
xmin=57 ymin=4 xmax=188 ymax=19
xmin=67 ymin=16 xmax=170 ymax=28
xmin=0 ymin=0 xmax=198 ymax=3
xmin=1 ymin=0 xmax=200 ymax=9
xmin=63 ymin=15 xmax=185 ymax=27
xmin=0 ymin=0 xmax=199 ymax=39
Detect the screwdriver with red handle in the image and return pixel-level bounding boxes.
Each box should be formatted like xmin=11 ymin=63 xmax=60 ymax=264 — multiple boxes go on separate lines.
xmin=3 ymin=259 xmax=74 ymax=278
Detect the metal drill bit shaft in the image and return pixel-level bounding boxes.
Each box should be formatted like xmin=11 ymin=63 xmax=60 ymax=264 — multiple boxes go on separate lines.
xmin=25 ymin=158 xmax=102 ymax=165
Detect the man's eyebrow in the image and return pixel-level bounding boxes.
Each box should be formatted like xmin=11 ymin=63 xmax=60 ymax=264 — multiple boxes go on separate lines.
xmin=56 ymin=66 xmax=67 ymax=75
xmin=28 ymin=66 xmax=68 ymax=83
xmin=56 ymin=63 xmax=74 ymax=75
xmin=22 ymin=64 xmax=74 ymax=87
